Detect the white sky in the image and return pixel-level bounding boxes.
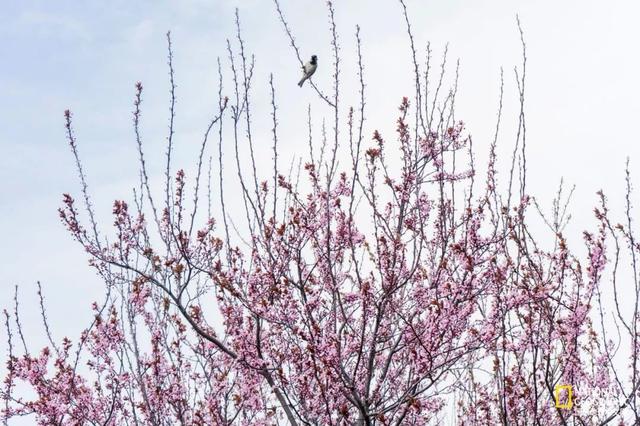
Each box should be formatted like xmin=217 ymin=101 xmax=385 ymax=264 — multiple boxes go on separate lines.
xmin=1 ymin=0 xmax=640 ymax=422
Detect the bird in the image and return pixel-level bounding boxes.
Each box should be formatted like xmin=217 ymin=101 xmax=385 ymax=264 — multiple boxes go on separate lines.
xmin=298 ymin=55 xmax=317 ymax=87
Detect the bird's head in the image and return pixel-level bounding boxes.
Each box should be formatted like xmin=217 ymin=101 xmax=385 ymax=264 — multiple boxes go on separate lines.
xmin=311 ymin=55 xmax=318 ymax=64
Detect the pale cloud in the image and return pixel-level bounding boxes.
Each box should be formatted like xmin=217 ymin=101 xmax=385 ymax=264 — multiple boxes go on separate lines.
xmin=125 ymin=18 xmax=155 ymax=48
xmin=9 ymin=9 xmax=92 ymax=41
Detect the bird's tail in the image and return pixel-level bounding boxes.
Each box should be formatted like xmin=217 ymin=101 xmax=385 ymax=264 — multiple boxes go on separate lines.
xmin=298 ymin=77 xmax=306 ymax=87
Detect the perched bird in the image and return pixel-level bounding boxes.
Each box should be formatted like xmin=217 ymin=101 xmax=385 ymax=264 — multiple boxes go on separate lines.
xmin=298 ymin=55 xmax=318 ymax=87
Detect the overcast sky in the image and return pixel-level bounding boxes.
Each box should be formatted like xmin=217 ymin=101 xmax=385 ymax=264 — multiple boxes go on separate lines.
xmin=1 ymin=0 xmax=640 ymax=421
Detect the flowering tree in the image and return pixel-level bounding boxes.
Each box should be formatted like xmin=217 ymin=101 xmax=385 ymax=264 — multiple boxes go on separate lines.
xmin=3 ymin=2 xmax=640 ymax=425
